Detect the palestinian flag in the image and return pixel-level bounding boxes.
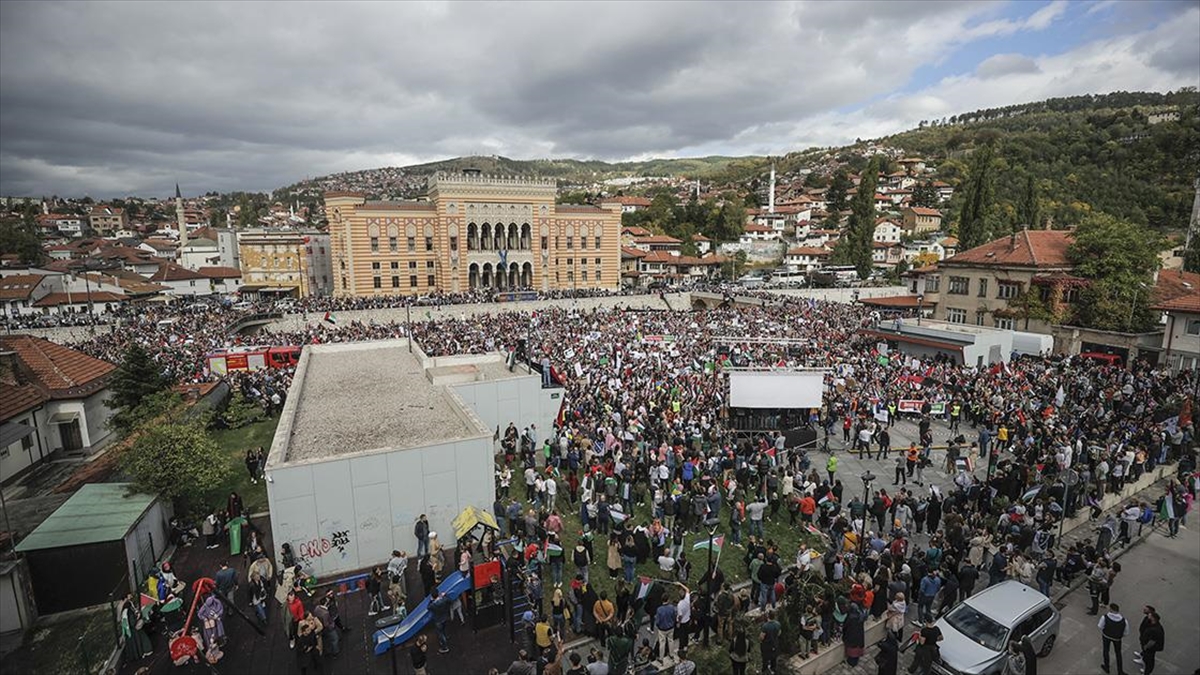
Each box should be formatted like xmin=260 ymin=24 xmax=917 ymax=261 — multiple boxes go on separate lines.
xmin=323 ymin=311 xmax=337 ymax=325
xmin=805 ymin=524 xmax=823 ymax=537
xmin=546 ymin=542 xmax=563 ymax=554
xmin=610 ymin=507 xmax=628 ymax=524
xmin=636 ymin=576 xmax=657 ymax=600
xmin=693 ymin=535 xmax=724 ymax=553
xmin=1159 ymin=495 xmax=1176 ymax=521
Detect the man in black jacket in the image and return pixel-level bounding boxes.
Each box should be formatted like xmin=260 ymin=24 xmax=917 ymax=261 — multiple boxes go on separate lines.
xmin=1098 ymin=603 xmax=1130 ymax=675
xmin=1134 ymin=607 xmax=1164 ymax=675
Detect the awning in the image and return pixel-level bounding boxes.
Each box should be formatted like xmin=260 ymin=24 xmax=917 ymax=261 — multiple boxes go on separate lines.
xmin=0 ymin=421 xmax=34 ymax=448
xmin=451 ymin=505 xmax=500 ymax=541
xmin=46 ymin=411 xmax=79 ymax=425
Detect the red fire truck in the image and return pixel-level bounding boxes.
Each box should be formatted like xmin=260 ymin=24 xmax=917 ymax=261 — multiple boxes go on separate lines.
xmin=205 ymin=346 xmax=301 ymax=376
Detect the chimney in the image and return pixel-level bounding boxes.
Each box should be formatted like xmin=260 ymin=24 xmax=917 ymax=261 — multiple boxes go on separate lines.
xmin=1009 ymin=232 xmax=1017 ymax=252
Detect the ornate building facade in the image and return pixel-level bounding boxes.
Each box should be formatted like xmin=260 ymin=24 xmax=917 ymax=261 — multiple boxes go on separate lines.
xmin=325 ymin=172 xmax=621 ymax=296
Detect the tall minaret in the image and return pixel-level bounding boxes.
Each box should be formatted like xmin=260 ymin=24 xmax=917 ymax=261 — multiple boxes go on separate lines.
xmin=768 ymin=162 xmax=776 ymax=214
xmin=175 ymin=183 xmax=187 ymax=246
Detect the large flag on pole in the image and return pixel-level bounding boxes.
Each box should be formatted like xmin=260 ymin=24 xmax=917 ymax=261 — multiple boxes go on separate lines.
xmin=693 ymin=535 xmax=724 ymax=554
xmin=1159 ymin=494 xmax=1176 ymax=521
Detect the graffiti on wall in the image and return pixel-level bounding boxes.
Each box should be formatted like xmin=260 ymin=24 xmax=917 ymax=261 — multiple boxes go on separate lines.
xmin=297 ymin=529 xmax=352 ymax=561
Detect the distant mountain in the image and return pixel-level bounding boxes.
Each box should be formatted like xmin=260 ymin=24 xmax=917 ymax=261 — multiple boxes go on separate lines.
xmin=279 ymin=89 xmax=1198 ymax=232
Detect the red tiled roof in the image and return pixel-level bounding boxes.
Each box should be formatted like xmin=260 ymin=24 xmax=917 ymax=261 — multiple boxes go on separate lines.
xmin=149 ymin=262 xmax=205 ymax=282
xmin=197 ymin=266 xmax=242 ymax=279
xmin=621 ymin=247 xmax=647 ymax=258
xmin=634 ymin=235 xmax=682 ymax=244
xmin=744 ymin=224 xmax=776 ymax=233
xmin=945 ymin=230 xmax=1073 ymax=268
xmin=906 ymin=207 xmax=942 ymax=217
xmin=0 ymin=381 xmax=47 ymax=421
xmin=33 ymin=291 xmax=126 ymax=307
xmin=1151 ymin=270 xmax=1200 ymax=309
xmin=0 ymin=274 xmax=45 ymax=300
xmin=0 ymin=335 xmax=116 ymax=413
xmin=690 ymin=233 xmax=711 ymax=241
xmin=1153 ymin=294 xmax=1200 ymax=314
xmin=606 ymin=196 xmax=652 ymax=207
xmin=641 ymin=250 xmax=679 ymax=263
xmin=622 ymin=226 xmax=652 ymax=237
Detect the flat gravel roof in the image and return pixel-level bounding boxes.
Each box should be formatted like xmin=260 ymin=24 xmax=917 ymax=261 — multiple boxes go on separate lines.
xmin=281 ymin=341 xmax=483 ymax=463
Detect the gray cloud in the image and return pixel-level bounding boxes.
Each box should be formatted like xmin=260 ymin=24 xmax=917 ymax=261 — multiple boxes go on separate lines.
xmin=0 ymin=0 xmax=1192 ymax=198
xmin=975 ymin=54 xmax=1042 ymax=79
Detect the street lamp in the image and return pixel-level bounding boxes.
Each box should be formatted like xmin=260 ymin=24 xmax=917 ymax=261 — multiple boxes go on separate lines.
xmin=856 ymin=470 xmax=875 ymax=573
xmin=1126 ymin=282 xmax=1148 ymax=332
xmin=701 ymin=516 xmax=721 ymax=647
xmin=916 ymin=294 xmax=925 ymax=326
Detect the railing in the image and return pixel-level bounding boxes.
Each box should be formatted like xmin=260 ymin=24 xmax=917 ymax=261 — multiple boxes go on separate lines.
xmin=228 ymin=312 xmax=282 ymax=334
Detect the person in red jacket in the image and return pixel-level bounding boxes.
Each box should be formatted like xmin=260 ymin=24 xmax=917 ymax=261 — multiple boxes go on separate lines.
xmin=286 ymin=590 xmax=305 ymax=649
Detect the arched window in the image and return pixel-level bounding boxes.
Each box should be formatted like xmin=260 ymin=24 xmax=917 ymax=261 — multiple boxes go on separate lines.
xmin=481 ymin=223 xmax=491 ymax=250
xmin=467 ymin=223 xmax=478 ymax=251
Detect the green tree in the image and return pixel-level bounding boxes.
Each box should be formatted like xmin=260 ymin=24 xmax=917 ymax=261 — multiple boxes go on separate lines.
xmin=0 ymin=204 xmax=45 ymax=264
xmin=120 ymin=421 xmax=231 ymax=516
xmin=831 ymin=157 xmax=880 ymax=278
xmin=109 ymin=344 xmax=169 ymax=425
xmin=1018 ymin=174 xmax=1041 ymax=230
xmin=222 ymin=391 xmax=265 ymax=429
xmin=957 ymin=144 xmax=998 ymax=249
xmin=911 ymin=182 xmax=938 ymax=209
xmin=1067 ymin=213 xmax=1164 ymax=331
xmin=826 ymin=170 xmax=851 ymax=215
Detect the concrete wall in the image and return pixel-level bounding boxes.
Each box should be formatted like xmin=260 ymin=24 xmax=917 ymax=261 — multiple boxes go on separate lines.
xmin=122 ymin=498 xmax=172 ymax=593
xmin=266 ymin=432 xmax=494 ymax=578
xmin=452 ymin=373 xmax=561 ymax=447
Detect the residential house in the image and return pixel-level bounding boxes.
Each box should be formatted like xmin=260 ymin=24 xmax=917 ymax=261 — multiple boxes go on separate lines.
xmin=903 ymin=239 xmax=946 ymax=263
xmin=932 ymin=181 xmax=955 ymax=203
xmin=690 ymin=233 xmax=712 ymax=255
xmin=934 ymin=230 xmax=1074 ymax=331
xmin=739 ymin=224 xmax=781 ymax=243
xmin=873 ymin=193 xmax=895 ymax=212
xmin=148 ymin=262 xmax=208 ymax=297
xmin=798 ymin=229 xmax=839 ymax=248
xmin=620 ymin=247 xmax=646 ymax=287
xmin=938 ymin=236 xmax=959 ymax=258
xmin=631 ymin=234 xmax=683 ymax=253
xmin=897 ymin=158 xmax=926 ymax=173
xmin=216 ymin=228 xmax=241 ymax=270
xmin=872 ymin=242 xmax=904 ymax=267
xmin=784 ymin=246 xmax=831 ymax=273
xmin=0 ymin=274 xmax=53 ymax=317
xmin=178 ymin=226 xmax=221 ymax=270
xmin=238 ymin=229 xmax=330 ymax=298
xmin=902 ymin=207 xmax=943 ymax=234
xmin=873 ymin=219 xmax=902 ymax=244
xmin=1147 ymin=109 xmax=1180 ymax=125
xmin=198 ymin=266 xmax=243 ymax=295
xmin=139 ymin=239 xmax=178 ymax=261
xmin=750 ymin=211 xmax=788 ymax=232
xmin=87 ymin=205 xmax=127 ymax=235
xmin=32 ymin=291 xmax=127 ymax=316
xmin=621 ymin=226 xmax=653 ymax=247
xmin=1153 ymin=292 xmax=1200 ymax=373
xmin=602 ymin=196 xmax=652 ymax=213
xmin=38 ymin=214 xmax=87 ymax=238
xmin=0 ymin=336 xmax=117 ymax=483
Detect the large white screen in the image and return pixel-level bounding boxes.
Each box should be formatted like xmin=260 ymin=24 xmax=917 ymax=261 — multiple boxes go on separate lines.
xmin=728 ymin=371 xmax=825 ymax=409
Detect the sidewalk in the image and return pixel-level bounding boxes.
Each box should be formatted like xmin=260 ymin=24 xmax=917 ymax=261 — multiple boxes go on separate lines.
xmin=786 ymin=463 xmax=1181 ymax=675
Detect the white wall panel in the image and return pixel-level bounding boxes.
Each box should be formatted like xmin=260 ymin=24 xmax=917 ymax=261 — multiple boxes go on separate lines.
xmin=728 ymin=371 xmax=824 ymax=409
xmin=350 ymin=452 xmax=389 ymax=487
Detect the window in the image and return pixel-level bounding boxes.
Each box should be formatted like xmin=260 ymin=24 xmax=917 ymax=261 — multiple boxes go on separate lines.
xmin=947 ymin=308 xmax=967 ymax=324
xmin=925 ymin=276 xmax=940 ymax=292
xmin=595 ymin=236 xmax=601 ymax=249
xmin=1187 ymin=319 xmax=1200 ymax=336
xmin=389 ymin=236 xmax=397 ymax=252
xmin=342 ymin=276 xmax=347 ymax=289
xmin=408 ymin=261 xmax=417 ymax=270
xmin=373 ymin=277 xmax=382 ymax=289
xmin=567 ymin=271 xmax=574 ymax=282
xmin=595 ymin=257 xmax=602 ymax=266
xmin=581 ymin=271 xmax=588 ymax=282
xmin=450 ymin=236 xmax=458 ymax=252
xmin=427 ymin=274 xmax=435 ymax=287
xmin=372 ymin=262 xmax=381 ymax=272
xmin=566 ymin=236 xmax=573 ymax=250
xmin=407 ymin=236 xmax=416 ymax=252
xmin=410 ymin=275 xmax=418 ymax=288
xmin=995 ymin=317 xmax=1014 ymax=330
xmin=977 ymin=278 xmax=988 ymax=297
xmin=975 ymin=311 xmax=985 ymax=326
xmin=998 ymin=282 xmax=1020 ymax=300
xmin=370 ymin=237 xmax=379 ymax=253
xmin=390 ymin=261 xmax=399 ymax=270
xmin=596 ymin=270 xmax=602 ymax=282
xmin=566 ymin=258 xmax=573 ymax=266
xmin=425 ymin=236 xmax=433 ymax=252
xmin=391 ymin=275 xmax=400 ymax=288
xmin=426 ymin=261 xmax=434 ymax=270
xmin=541 ymin=236 xmax=548 ymax=250
xmin=948 ymin=276 xmax=969 ymax=295
xmin=1064 ymin=288 xmax=1080 ymax=303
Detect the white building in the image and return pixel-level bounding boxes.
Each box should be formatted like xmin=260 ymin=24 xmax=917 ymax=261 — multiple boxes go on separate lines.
xmin=265 ymin=341 xmax=560 ymax=577
xmin=1 ymin=336 xmax=116 ymax=484
xmin=873 ymin=219 xmax=902 ymax=244
xmin=148 ymin=262 xmax=209 ymax=296
xmin=784 ymin=246 xmax=831 ymax=272
xmin=1153 ymin=294 xmax=1200 ymax=373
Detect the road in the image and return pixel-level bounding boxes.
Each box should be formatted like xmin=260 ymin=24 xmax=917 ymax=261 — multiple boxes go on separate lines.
xmin=1039 ymin=520 xmax=1200 ymax=675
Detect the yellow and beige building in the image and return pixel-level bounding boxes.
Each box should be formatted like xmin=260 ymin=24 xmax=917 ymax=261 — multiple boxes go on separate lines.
xmin=237 ymin=229 xmax=333 ymax=298
xmin=325 ymin=172 xmax=621 ymax=296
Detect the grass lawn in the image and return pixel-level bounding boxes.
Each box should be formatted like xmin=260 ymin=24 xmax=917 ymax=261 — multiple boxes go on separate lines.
xmin=3 ymin=606 xmax=117 ymax=675
xmin=208 ymin=414 xmax=280 ymax=514
xmin=512 ymin=477 xmax=822 ymax=611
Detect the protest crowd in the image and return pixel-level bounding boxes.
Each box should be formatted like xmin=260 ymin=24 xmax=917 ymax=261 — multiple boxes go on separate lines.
xmin=69 ymin=289 xmax=1195 ymax=675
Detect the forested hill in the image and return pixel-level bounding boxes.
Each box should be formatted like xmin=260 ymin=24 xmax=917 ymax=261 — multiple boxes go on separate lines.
xmin=876 ymin=90 xmax=1200 ymax=231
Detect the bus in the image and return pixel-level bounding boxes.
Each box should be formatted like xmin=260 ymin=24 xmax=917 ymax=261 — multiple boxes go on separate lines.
xmin=812 ymin=265 xmax=859 ymax=287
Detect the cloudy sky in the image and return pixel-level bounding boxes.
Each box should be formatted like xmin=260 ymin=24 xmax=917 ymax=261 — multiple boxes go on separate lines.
xmin=1 ymin=0 xmax=1196 ymax=198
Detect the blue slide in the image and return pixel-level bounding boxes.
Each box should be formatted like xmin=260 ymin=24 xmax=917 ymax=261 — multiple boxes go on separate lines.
xmin=373 ymin=571 xmax=473 ymax=655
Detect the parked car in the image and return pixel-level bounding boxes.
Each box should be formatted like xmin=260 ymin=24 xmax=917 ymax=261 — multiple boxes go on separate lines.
xmin=933 ymin=580 xmax=1059 ymax=675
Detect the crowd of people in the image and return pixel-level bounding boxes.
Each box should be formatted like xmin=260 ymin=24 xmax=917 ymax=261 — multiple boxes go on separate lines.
xmin=63 ymin=286 xmax=1196 ymax=674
